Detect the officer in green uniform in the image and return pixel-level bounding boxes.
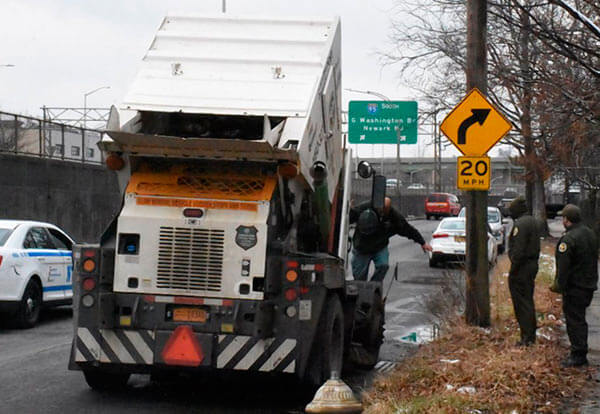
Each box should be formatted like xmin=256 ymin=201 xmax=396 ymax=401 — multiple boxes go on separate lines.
xmin=508 ymin=196 xmax=540 ymax=346
xmin=551 ymin=204 xmax=598 ymax=367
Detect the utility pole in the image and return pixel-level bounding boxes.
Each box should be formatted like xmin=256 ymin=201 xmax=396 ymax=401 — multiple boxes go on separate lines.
xmin=465 ymin=0 xmax=490 ymax=326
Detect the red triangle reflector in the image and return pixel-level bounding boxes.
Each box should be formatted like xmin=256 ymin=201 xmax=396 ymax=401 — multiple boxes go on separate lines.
xmin=161 ymin=325 xmax=204 ymax=367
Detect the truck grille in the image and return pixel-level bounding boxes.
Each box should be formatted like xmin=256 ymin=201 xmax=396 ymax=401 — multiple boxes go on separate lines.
xmin=156 ymin=227 xmax=225 ymax=292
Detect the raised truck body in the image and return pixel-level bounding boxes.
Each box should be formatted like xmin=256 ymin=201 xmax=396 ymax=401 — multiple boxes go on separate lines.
xmin=68 ymin=14 xmax=383 ymax=389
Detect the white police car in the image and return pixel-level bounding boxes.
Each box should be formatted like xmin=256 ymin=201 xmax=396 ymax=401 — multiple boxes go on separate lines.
xmin=0 ymin=220 xmax=74 ymax=328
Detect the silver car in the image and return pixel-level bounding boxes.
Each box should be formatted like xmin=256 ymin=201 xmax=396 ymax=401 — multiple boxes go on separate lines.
xmin=458 ymin=206 xmax=508 ymax=253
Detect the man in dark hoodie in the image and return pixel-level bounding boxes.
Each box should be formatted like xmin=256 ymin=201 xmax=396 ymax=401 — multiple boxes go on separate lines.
xmin=551 ymin=204 xmax=598 ymax=367
xmin=508 ymin=196 xmax=540 ymax=346
xmin=350 ymin=197 xmax=432 ymax=282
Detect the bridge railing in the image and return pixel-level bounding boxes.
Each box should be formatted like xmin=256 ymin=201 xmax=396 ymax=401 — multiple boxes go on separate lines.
xmin=0 ymin=111 xmax=106 ymax=165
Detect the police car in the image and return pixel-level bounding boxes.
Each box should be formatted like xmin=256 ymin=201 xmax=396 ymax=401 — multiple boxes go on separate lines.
xmin=0 ymin=220 xmax=74 ymax=328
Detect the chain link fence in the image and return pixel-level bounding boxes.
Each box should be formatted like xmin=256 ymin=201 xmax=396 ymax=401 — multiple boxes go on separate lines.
xmin=0 ymin=111 xmax=105 ymax=164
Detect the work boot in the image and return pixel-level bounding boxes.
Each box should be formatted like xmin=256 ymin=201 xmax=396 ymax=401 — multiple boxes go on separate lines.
xmin=514 ymin=339 xmax=534 ymax=347
xmin=561 ymin=354 xmax=588 ymax=368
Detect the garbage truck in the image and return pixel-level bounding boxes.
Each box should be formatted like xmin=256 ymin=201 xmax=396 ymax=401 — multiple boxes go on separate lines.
xmin=68 ymin=13 xmax=384 ymax=389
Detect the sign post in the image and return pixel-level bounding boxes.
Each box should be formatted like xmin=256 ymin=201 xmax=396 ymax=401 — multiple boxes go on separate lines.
xmin=440 ymin=4 xmax=512 ymax=326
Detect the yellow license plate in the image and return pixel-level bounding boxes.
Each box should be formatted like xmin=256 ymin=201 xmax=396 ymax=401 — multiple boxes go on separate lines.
xmin=454 ymin=236 xmax=466 ymax=242
xmin=173 ymin=307 xmax=208 ymax=323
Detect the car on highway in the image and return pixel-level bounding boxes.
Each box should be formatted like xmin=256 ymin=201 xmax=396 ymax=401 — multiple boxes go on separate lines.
xmin=458 ymin=206 xmax=508 ymax=253
xmin=407 ymin=183 xmax=426 ymax=190
xmin=386 ymin=178 xmax=401 ymax=195
xmin=425 ymin=192 xmax=461 ymax=220
xmin=428 ymin=217 xmax=498 ymax=268
xmin=0 ymin=220 xmax=74 ymax=328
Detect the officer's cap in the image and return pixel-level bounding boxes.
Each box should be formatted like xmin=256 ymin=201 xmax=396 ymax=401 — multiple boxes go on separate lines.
xmin=559 ymin=204 xmax=581 ymax=223
xmin=509 ymin=196 xmax=527 ymax=218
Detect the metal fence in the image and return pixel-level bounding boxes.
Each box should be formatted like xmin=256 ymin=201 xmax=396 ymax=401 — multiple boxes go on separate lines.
xmin=0 ymin=111 xmax=105 ymax=164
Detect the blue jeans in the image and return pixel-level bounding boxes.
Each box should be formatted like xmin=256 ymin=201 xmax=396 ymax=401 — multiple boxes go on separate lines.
xmin=352 ymin=247 xmax=389 ymax=282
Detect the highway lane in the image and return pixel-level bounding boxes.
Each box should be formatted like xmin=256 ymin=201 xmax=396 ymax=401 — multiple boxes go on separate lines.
xmin=0 ymin=219 xmax=446 ymax=413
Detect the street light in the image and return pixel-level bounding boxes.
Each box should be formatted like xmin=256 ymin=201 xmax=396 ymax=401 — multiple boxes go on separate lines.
xmin=83 ymin=86 xmax=110 ymax=129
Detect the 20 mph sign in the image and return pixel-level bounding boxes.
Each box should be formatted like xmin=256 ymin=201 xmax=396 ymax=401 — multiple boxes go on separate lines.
xmin=457 ymin=156 xmax=490 ymax=191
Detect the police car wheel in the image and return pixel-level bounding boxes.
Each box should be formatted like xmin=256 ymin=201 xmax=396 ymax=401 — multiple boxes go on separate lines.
xmin=17 ymin=280 xmax=42 ymax=329
xmin=83 ymin=370 xmax=130 ymax=390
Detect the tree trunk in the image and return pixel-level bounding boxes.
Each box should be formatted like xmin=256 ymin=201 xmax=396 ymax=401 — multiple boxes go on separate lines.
xmin=532 ymin=170 xmax=549 ymax=236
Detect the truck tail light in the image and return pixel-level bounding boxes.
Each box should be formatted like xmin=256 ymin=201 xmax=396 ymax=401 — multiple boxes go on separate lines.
xmin=106 ymin=153 xmax=125 ymax=171
xmin=284 ymin=288 xmax=297 ymax=301
xmin=433 ymin=233 xmax=449 ymax=238
xmin=286 ymin=270 xmax=298 ymax=283
xmin=183 ymin=208 xmax=204 ymax=218
xmin=82 ymin=258 xmax=96 ymax=273
xmin=0 ymin=255 xmax=3 ymax=268
xmin=286 ymin=260 xmax=299 ymax=268
xmin=82 ymin=277 xmax=96 ymax=292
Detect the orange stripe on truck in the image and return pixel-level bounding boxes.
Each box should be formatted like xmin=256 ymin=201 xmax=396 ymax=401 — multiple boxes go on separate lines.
xmin=136 ymin=197 xmax=258 ymax=212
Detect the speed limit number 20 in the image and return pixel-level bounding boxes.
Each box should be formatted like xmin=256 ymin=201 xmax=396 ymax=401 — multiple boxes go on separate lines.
xmin=457 ymin=156 xmax=490 ymax=190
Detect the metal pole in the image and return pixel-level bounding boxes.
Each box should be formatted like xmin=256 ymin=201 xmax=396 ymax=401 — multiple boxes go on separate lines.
xmin=222 ymin=0 xmax=226 ymax=12
xmin=83 ymin=95 xmax=87 ymax=130
xmin=465 ymin=0 xmax=490 ymax=327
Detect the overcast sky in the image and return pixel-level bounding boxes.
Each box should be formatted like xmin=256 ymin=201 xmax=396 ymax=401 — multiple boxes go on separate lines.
xmin=0 ymin=0 xmax=469 ymax=157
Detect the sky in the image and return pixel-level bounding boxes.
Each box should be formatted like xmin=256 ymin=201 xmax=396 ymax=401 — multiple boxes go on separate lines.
xmin=0 ymin=0 xmax=473 ymax=158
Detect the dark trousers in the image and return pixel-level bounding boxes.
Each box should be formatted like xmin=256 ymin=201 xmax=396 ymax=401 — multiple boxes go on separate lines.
xmin=508 ymin=260 xmax=538 ymax=343
xmin=563 ymin=287 xmax=594 ymax=358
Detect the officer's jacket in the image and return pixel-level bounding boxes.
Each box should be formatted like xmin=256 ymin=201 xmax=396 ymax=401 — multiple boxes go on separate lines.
xmin=556 ymin=223 xmax=599 ymax=291
xmin=350 ymin=202 xmax=425 ymax=254
xmin=508 ymin=214 xmax=540 ymax=271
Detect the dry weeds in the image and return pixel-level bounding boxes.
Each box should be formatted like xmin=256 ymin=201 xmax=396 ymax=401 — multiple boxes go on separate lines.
xmin=364 ymin=241 xmax=595 ymax=413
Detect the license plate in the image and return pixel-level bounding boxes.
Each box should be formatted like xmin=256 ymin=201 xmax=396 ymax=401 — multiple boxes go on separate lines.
xmin=454 ymin=236 xmax=466 ymax=242
xmin=173 ymin=307 xmax=208 ymax=323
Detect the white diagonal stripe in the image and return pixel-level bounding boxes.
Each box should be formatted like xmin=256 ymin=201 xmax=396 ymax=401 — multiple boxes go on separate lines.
xmin=102 ymin=329 xmax=135 ymax=364
xmin=259 ymin=339 xmax=296 ymax=372
xmin=75 ymin=348 xmax=86 ymax=362
xmin=78 ymin=328 xmax=101 ymax=360
xmin=218 ymin=335 xmax=226 ymax=343
xmin=234 ymin=338 xmax=275 ymax=370
xmin=217 ymin=336 xmax=250 ymax=368
xmin=283 ymin=360 xmax=296 ymax=373
xmin=124 ymin=330 xmax=154 ymax=365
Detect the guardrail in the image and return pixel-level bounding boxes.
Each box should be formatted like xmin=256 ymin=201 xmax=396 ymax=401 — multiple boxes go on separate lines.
xmin=0 ymin=111 xmax=106 ymax=165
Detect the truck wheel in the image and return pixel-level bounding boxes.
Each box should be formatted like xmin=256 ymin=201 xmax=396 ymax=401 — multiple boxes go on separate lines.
xmin=83 ymin=370 xmax=130 ymax=391
xmin=305 ymin=295 xmax=344 ymax=387
xmin=17 ymin=280 xmax=42 ymax=328
xmin=360 ymin=292 xmax=385 ymax=369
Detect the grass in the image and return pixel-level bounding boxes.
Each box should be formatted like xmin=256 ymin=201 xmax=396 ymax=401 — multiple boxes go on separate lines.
xmin=363 ymin=240 xmax=594 ymax=413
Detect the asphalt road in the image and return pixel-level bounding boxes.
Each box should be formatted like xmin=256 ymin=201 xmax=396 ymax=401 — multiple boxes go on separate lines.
xmin=0 ymin=219 xmax=445 ymax=414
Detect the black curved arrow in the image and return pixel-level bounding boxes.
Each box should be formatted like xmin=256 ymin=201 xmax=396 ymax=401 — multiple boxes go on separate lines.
xmin=457 ymin=109 xmax=491 ymax=145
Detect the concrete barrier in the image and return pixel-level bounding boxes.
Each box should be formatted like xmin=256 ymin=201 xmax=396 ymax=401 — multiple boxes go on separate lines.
xmin=0 ymin=153 xmax=121 ymax=243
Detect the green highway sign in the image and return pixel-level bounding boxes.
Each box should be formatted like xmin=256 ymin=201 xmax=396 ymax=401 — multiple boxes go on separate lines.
xmin=348 ymin=100 xmax=418 ymax=144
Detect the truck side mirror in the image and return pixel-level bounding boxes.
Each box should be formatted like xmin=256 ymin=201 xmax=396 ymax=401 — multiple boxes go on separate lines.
xmin=372 ymin=175 xmax=386 ymax=211
xmin=357 ymin=161 xmax=373 ymax=179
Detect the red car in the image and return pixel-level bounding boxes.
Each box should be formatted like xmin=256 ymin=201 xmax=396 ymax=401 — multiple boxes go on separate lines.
xmin=425 ymin=193 xmax=461 ymax=220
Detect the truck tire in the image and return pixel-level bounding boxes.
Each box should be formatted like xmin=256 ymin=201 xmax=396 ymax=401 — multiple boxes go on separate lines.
xmin=17 ymin=279 xmax=42 ymax=328
xmin=359 ymin=292 xmax=385 ymax=369
xmin=83 ymin=370 xmax=130 ymax=391
xmin=305 ymin=294 xmax=344 ymax=387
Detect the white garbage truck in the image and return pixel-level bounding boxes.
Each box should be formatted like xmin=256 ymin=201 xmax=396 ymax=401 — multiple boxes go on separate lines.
xmin=68 ymin=13 xmax=384 ymax=389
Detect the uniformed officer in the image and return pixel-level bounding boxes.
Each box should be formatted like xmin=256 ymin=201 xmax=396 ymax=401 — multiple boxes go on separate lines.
xmin=508 ymin=196 xmax=540 ymax=346
xmin=551 ymin=204 xmax=598 ymax=367
xmin=350 ymin=197 xmax=432 ymax=282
